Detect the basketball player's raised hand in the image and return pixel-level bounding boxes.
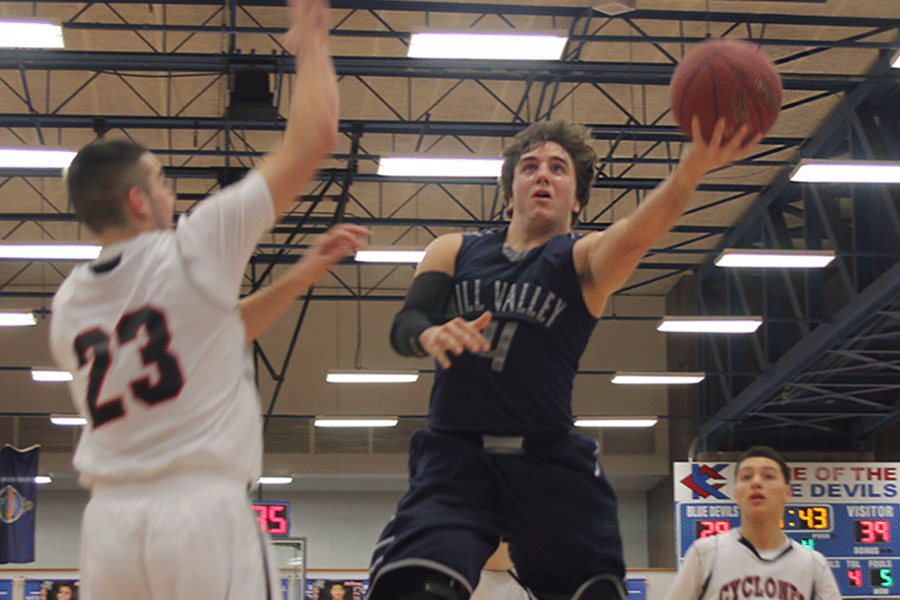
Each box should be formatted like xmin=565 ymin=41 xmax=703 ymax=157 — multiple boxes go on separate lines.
xmin=285 ymin=0 xmax=336 ymax=149
xmin=239 ymin=223 xmax=368 ymax=342
xmin=284 ymin=0 xmax=330 ymax=58
xmin=296 ymin=223 xmax=369 ymax=287
xmin=260 ymin=0 xmax=338 ymax=218
xmin=680 ymin=117 xmax=762 ymax=180
xmin=420 ymin=311 xmax=493 ymax=370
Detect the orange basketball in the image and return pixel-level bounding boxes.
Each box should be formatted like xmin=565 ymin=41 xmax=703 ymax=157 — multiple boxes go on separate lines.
xmin=670 ymin=38 xmax=782 ymax=144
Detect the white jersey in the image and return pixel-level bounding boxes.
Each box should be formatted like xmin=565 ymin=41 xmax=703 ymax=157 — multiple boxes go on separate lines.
xmin=664 ymin=528 xmax=841 ymax=600
xmin=471 ymin=570 xmax=529 ymax=600
xmin=50 ymin=170 xmax=274 ymax=488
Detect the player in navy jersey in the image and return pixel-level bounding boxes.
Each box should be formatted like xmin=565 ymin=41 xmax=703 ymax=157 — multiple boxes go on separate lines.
xmin=368 ymin=117 xmax=760 ymax=600
xmin=49 ymin=2 xmax=367 ymax=599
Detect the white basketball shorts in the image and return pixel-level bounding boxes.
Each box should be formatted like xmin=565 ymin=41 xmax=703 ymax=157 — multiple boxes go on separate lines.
xmin=79 ymin=473 xmax=278 ymax=600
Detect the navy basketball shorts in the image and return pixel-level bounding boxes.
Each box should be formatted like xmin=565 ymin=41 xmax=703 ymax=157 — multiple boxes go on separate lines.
xmin=369 ymin=429 xmax=625 ymax=597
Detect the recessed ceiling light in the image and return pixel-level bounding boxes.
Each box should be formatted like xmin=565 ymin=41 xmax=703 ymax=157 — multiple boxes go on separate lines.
xmin=0 ymin=22 xmax=64 ymax=49
xmin=377 ymin=157 xmax=503 ymax=178
xmin=408 ymin=32 xmax=567 ymax=60
xmin=326 ymin=371 xmax=419 ymax=383
xmin=574 ymin=418 xmax=657 ymax=427
xmin=714 ymin=249 xmax=835 ymax=269
xmin=313 ymin=417 xmax=400 ymax=428
xmin=790 ymin=159 xmax=900 ymax=184
xmin=0 ymin=312 xmax=37 ymax=327
xmin=0 ymin=148 xmax=75 ymax=168
xmin=657 ymin=316 xmax=763 ymax=334
xmin=32 ymin=369 xmax=74 ymax=382
xmin=50 ymin=414 xmax=87 ymax=426
xmin=258 ymin=476 xmax=293 ymax=485
xmin=611 ymin=372 xmax=705 ymax=385
xmin=355 ymin=249 xmax=425 ymax=263
xmin=0 ymin=244 xmax=101 ymax=261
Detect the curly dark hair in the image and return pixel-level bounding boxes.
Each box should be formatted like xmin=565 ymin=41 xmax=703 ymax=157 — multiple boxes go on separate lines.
xmin=65 ymin=138 xmax=152 ymax=235
xmin=499 ymin=120 xmax=597 ymax=225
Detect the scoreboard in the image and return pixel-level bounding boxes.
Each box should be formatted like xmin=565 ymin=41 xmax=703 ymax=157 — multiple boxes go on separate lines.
xmin=675 ymin=462 xmax=900 ymax=597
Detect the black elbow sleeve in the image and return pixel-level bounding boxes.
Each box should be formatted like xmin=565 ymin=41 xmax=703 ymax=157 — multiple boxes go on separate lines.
xmin=390 ymin=271 xmax=454 ymax=357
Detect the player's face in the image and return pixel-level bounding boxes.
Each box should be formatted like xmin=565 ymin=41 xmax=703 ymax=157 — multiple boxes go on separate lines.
xmin=56 ymin=586 xmax=73 ymax=600
xmin=509 ymin=141 xmax=579 ymax=230
xmin=733 ymin=456 xmax=791 ymax=517
xmin=330 ymin=585 xmax=345 ymax=600
xmin=139 ymin=153 xmax=176 ymax=231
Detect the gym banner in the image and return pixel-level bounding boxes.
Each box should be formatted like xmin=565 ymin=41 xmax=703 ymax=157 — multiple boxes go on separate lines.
xmin=0 ymin=445 xmax=39 ymax=563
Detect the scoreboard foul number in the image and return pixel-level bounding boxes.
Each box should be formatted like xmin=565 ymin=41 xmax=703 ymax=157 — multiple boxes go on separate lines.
xmin=675 ymin=462 xmax=900 ymax=597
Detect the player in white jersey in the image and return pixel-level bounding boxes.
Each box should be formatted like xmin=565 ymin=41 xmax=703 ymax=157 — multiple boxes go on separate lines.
xmin=48 ymin=2 xmax=367 ymax=599
xmin=663 ymin=447 xmax=840 ymax=600
xmin=470 ymin=543 xmax=529 ymax=600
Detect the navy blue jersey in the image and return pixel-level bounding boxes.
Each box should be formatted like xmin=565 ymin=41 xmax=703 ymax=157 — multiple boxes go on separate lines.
xmin=427 ymin=228 xmax=598 ymax=434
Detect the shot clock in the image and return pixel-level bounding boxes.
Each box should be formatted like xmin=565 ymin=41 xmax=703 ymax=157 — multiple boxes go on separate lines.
xmin=251 ymin=501 xmax=291 ymax=538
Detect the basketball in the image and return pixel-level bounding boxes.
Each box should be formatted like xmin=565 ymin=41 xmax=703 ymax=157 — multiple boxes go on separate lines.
xmin=670 ymin=38 xmax=782 ymax=144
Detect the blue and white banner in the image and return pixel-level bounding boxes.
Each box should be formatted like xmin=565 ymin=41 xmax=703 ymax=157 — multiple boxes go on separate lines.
xmin=0 ymin=445 xmax=39 ymax=563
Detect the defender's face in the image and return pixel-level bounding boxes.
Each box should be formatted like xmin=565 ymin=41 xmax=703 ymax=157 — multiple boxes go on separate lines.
xmin=733 ymin=456 xmax=792 ymax=517
xmin=139 ymin=153 xmax=176 ymax=230
xmin=508 ymin=141 xmax=579 ymax=228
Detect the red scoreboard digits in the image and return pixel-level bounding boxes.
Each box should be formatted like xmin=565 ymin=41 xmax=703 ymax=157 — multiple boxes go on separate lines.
xmin=251 ymin=501 xmax=291 ymax=537
xmin=696 ymin=520 xmax=731 ymax=539
xmin=854 ymin=520 xmax=891 ymax=543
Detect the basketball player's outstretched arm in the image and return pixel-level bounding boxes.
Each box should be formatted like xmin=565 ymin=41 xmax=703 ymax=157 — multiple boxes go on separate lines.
xmin=257 ymin=0 xmax=338 ymax=219
xmin=390 ymin=233 xmax=492 ymax=369
xmin=576 ymin=117 xmax=762 ymax=316
xmin=239 ymin=223 xmax=368 ymax=341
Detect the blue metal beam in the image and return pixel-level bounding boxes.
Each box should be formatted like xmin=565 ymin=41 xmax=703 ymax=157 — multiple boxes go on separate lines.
xmin=697 ymin=258 xmax=900 ymax=443
xmin=0 ymin=50 xmax=870 ymax=91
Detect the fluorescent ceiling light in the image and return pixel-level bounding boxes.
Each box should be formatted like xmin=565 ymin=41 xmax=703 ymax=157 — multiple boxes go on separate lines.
xmin=326 ymin=371 xmax=419 ymax=383
xmin=611 ymin=372 xmax=705 ymax=385
xmin=50 ymin=414 xmax=87 ymax=426
xmin=715 ymin=249 xmax=835 ymax=269
xmin=32 ymin=369 xmax=74 ymax=382
xmin=314 ymin=417 xmax=400 ymax=428
xmin=657 ymin=316 xmax=763 ymax=334
xmin=408 ymin=32 xmax=567 ymax=60
xmin=34 ymin=476 xmax=52 ymax=485
xmin=0 ymin=312 xmax=37 ymax=327
xmin=574 ymin=417 xmax=657 ymax=427
xmin=0 ymin=244 xmax=101 ymax=261
xmin=378 ymin=157 xmax=503 ymax=178
xmin=0 ymin=148 xmax=75 ymax=169
xmin=258 ymin=476 xmax=293 ymax=485
xmin=790 ymin=160 xmax=900 ymax=184
xmin=0 ymin=21 xmax=64 ymax=49
xmin=355 ymin=249 xmax=425 ymax=264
